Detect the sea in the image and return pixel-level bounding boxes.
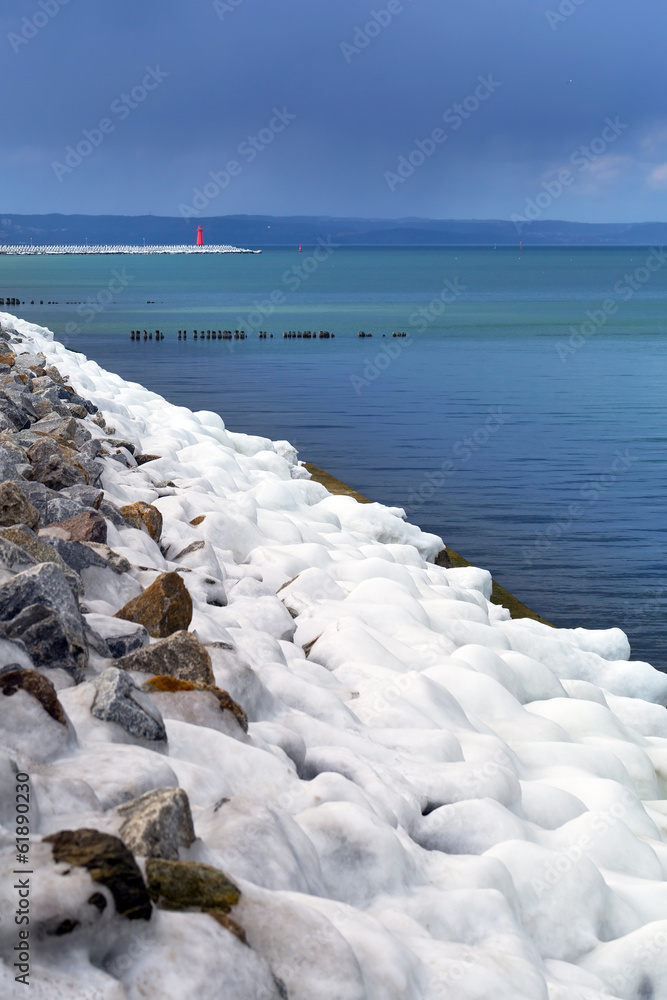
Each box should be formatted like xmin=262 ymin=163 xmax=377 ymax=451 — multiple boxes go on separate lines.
xmin=2 ymin=245 xmax=666 ymax=669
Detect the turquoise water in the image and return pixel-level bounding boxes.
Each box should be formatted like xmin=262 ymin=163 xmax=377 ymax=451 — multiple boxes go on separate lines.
xmin=2 ymin=246 xmax=666 ymax=668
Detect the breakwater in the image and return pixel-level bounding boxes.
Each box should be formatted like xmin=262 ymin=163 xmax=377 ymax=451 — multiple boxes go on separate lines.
xmin=0 ymin=244 xmax=260 ymax=255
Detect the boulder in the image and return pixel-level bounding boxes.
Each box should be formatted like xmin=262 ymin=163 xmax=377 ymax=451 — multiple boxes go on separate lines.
xmin=40 ymin=509 xmax=107 ymax=544
xmin=0 ymin=666 xmax=66 ymax=723
xmin=26 ymin=437 xmax=87 ymax=490
xmin=0 ymin=562 xmax=87 ymax=671
xmin=120 ymin=501 xmax=163 ymax=542
xmin=59 ymin=484 xmax=104 ymax=509
xmin=43 ymin=496 xmax=91 ymax=525
xmin=118 ymin=787 xmax=195 ymax=860
xmin=0 ymin=442 xmax=30 ymax=481
xmin=46 ymin=538 xmax=130 ymax=578
xmin=0 ymin=481 xmax=39 ymax=529
xmin=44 ymin=828 xmax=152 ymax=920
xmin=14 ymin=480 xmax=59 ymax=523
xmin=0 ymin=534 xmax=39 ymax=574
xmin=84 ymin=613 xmax=149 ymax=658
xmin=114 ymin=572 xmax=192 ymax=638
xmin=0 ymin=389 xmax=31 ymax=430
xmin=117 ymin=630 xmax=214 ymax=684
xmin=0 ymin=604 xmax=80 ymax=676
xmin=142 ymin=675 xmax=247 ymax=731
xmin=0 ymin=526 xmax=82 ymax=597
xmin=92 ymin=667 xmax=167 ymax=742
xmin=145 ymin=858 xmax=240 ymax=913
xmin=44 ymin=364 xmax=66 ymax=384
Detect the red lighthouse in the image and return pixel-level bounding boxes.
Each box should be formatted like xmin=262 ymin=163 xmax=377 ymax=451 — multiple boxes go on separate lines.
xmin=196 ymin=226 xmax=204 ymax=246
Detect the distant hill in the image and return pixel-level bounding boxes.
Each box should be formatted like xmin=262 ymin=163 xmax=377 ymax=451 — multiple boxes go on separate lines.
xmin=2 ymin=213 xmax=667 ymax=247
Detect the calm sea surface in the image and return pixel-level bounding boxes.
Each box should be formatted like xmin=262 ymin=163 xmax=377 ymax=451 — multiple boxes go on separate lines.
xmin=2 ymin=246 xmax=666 ymax=668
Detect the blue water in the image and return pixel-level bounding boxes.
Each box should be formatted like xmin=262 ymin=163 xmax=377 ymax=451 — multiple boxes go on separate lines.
xmin=2 ymin=246 xmax=666 ymax=668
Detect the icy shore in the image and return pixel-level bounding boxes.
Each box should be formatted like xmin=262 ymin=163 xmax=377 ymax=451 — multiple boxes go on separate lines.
xmin=1 ymin=312 xmax=667 ymax=999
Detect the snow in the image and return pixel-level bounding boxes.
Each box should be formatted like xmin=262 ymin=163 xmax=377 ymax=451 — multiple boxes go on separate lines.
xmin=2 ymin=311 xmax=667 ymax=999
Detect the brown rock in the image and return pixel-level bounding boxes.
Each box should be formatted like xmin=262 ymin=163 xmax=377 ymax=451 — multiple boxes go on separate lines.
xmin=69 ymin=404 xmax=88 ymax=419
xmin=209 ymin=911 xmax=247 ymax=942
xmin=0 ymin=481 xmax=39 ymax=529
xmin=189 ymin=515 xmax=205 ymax=526
xmin=120 ymin=501 xmax=163 ymax=542
xmin=117 ymin=630 xmax=213 ymax=684
xmin=40 ymin=509 xmax=107 ymax=544
xmin=135 ymin=454 xmax=162 ymax=466
xmin=0 ymin=667 xmax=66 ymax=724
xmin=0 ymin=353 xmax=15 ymax=367
xmin=114 ymin=572 xmax=192 ymax=638
xmin=44 ymin=365 xmax=66 ymax=384
xmin=142 ymin=674 xmax=247 ymax=731
xmin=145 ymin=858 xmax=240 ymax=913
xmin=44 ymin=828 xmax=152 ymax=921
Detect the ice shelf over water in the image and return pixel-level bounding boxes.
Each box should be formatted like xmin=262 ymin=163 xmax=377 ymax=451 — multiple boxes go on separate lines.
xmin=1 ymin=311 xmax=667 ymax=999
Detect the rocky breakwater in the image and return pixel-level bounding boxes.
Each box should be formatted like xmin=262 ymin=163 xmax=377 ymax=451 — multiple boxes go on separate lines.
xmin=0 ymin=326 xmax=282 ymax=998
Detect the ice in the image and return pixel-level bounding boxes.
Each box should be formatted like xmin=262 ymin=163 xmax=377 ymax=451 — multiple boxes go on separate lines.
xmin=4 ymin=310 xmax=667 ymax=998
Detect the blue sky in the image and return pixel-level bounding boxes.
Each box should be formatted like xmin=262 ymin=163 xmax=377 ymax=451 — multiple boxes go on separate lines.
xmin=2 ymin=0 xmax=665 ymax=221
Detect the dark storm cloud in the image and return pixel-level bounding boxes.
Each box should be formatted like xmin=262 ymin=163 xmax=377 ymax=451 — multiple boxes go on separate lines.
xmin=2 ymin=0 xmax=667 ymax=221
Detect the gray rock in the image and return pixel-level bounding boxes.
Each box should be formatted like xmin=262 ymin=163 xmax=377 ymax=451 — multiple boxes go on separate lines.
xmin=104 ymin=438 xmax=136 ymax=455
xmin=14 ymin=351 xmax=46 ymax=369
xmin=0 ymin=535 xmax=38 ymax=574
xmin=0 ymin=481 xmax=39 ymax=529
xmin=118 ymin=787 xmax=195 ymax=859
xmin=99 ymin=499 xmax=126 ymax=528
xmin=26 ymin=437 xmax=87 ymax=490
xmin=0 ymin=390 xmax=31 ymax=430
xmin=4 ymin=386 xmax=39 ymax=421
xmin=84 ymin=543 xmax=131 ymax=574
xmin=43 ymin=497 xmax=91 ymax=525
xmin=14 ymin=480 xmax=60 ymax=522
xmin=116 ymin=630 xmax=214 ymax=684
xmin=0 ymin=562 xmax=87 ymax=672
xmin=85 ymin=613 xmax=150 ymax=658
xmin=0 ymin=444 xmax=29 ymax=482
xmin=45 ymin=537 xmax=114 ymax=573
xmin=60 ymin=485 xmax=104 ymax=509
xmin=92 ymin=668 xmax=166 ymax=742
xmin=0 ymin=604 xmax=80 ymax=677
xmin=0 ymin=525 xmax=82 ymax=597
xmin=31 ymin=415 xmax=91 ymax=448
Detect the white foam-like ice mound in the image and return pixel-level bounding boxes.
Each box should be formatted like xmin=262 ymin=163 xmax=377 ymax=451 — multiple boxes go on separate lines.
xmin=3 ymin=311 xmax=667 ymax=1000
